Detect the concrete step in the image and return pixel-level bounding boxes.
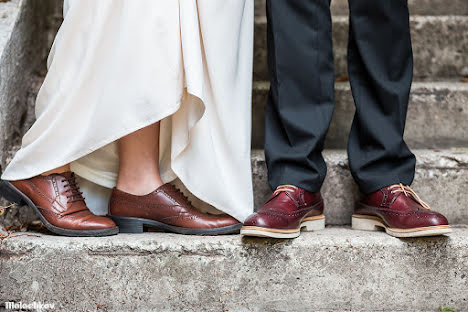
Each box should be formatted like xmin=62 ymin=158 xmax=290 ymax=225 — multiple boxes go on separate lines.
xmin=2 ymin=147 xmax=468 ymax=227
xmin=1 ymin=227 xmax=467 ymax=311
xmin=252 ymin=149 xmax=468 ymax=225
xmin=253 ymin=16 xmax=468 ymax=81
xmin=255 ymin=0 xmax=468 ymax=17
xmin=252 ymin=81 xmax=468 ymax=149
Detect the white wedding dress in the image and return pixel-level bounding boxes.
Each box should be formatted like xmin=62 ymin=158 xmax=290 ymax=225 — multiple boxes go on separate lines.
xmin=2 ymin=0 xmax=254 ymax=222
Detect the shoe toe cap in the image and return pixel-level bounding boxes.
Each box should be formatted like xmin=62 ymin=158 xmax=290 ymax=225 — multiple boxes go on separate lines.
xmin=425 ymin=211 xmax=449 ymax=227
xmin=85 ymin=216 xmax=117 ymax=230
xmin=407 ymin=210 xmax=450 ymax=228
xmin=215 ymin=214 xmax=241 ymax=227
xmin=243 ymin=213 xmax=272 ymax=228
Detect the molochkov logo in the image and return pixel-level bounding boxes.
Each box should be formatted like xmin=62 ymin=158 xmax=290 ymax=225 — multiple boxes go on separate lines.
xmin=4 ymin=301 xmax=55 ymax=310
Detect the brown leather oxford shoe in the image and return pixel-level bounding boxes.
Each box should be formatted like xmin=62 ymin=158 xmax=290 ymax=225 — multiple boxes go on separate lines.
xmin=0 ymin=172 xmax=118 ymax=236
xmin=241 ymin=185 xmax=325 ymax=238
xmin=352 ymin=184 xmax=451 ymax=238
xmin=108 ymin=183 xmax=242 ymax=235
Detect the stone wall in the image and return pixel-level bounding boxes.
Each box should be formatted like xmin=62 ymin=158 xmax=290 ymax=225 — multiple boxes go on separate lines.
xmin=0 ymin=0 xmax=62 ymax=173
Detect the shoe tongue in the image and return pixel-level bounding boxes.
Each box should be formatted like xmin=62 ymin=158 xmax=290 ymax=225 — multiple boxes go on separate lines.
xmin=277 ymin=190 xmax=297 ymax=202
xmin=385 ymin=185 xmax=411 ymax=201
xmin=265 ymin=190 xmax=299 ymax=212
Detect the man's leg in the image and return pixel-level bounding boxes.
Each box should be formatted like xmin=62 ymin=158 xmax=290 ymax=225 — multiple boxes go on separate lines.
xmin=241 ymin=0 xmax=334 ymax=238
xmin=265 ymin=0 xmax=335 ymax=193
xmin=347 ymin=0 xmax=416 ymax=194
xmin=347 ymin=1 xmax=451 ymax=238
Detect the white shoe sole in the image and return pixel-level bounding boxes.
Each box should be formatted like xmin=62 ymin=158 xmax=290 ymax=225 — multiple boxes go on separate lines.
xmin=240 ymin=215 xmax=325 ymax=239
xmin=351 ymin=214 xmax=452 ymax=238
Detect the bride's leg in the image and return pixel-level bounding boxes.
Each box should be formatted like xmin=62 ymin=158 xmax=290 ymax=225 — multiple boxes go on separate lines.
xmin=109 ymin=123 xmax=242 ymax=235
xmin=116 ymin=122 xmax=163 ymax=196
xmin=42 ymin=164 xmax=71 ymax=176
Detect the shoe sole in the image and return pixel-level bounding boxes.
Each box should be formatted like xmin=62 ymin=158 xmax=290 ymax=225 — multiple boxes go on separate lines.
xmin=240 ymin=215 xmax=326 ymax=239
xmin=351 ymin=214 xmax=452 ymax=238
xmin=0 ymin=181 xmax=119 ymax=237
xmin=109 ymin=215 xmax=243 ymax=235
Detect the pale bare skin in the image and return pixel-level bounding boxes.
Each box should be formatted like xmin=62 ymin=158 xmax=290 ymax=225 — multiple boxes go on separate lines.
xmin=42 ymin=122 xmax=164 ymax=196
xmin=116 ymin=122 xmax=163 ymax=195
xmin=42 ymin=165 xmax=71 ymax=176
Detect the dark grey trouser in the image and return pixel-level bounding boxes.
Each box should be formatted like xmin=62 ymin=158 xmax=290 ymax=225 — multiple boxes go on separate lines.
xmin=265 ymin=0 xmax=416 ymax=194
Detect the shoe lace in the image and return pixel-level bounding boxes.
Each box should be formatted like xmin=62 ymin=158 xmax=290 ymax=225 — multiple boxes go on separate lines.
xmin=389 ymin=183 xmax=431 ymax=210
xmin=61 ymin=173 xmax=85 ymax=204
xmin=273 ymin=185 xmax=298 ymax=196
xmin=174 ymin=187 xmax=193 ymax=206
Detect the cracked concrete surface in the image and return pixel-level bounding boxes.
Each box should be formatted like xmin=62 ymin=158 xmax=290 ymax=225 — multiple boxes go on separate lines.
xmin=1 ymin=227 xmax=468 ymax=311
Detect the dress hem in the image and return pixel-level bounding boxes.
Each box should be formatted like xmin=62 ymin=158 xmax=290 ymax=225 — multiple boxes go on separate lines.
xmin=1 ymin=102 xmax=183 ymax=182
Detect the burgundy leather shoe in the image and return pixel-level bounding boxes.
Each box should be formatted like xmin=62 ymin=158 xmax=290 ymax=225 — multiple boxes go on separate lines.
xmin=0 ymin=172 xmax=118 ymax=236
xmin=108 ymin=183 xmax=242 ymax=235
xmin=352 ymin=184 xmax=451 ymax=238
xmin=241 ymin=185 xmax=325 ymax=238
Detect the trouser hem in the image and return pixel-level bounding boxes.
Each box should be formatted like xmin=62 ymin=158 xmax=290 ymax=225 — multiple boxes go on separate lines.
xmin=357 ymin=176 xmax=415 ymax=195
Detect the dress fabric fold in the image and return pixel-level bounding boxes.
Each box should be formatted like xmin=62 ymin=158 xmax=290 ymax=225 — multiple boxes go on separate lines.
xmin=2 ymin=0 xmax=255 ymax=222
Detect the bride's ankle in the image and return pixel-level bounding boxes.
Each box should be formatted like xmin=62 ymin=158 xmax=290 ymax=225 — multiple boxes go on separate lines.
xmin=116 ymin=174 xmax=163 ymax=196
xmin=41 ymin=164 xmax=71 ymax=176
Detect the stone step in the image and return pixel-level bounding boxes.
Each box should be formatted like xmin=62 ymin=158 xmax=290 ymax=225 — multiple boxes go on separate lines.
xmin=3 ymin=148 xmax=467 ymax=228
xmin=1 ymin=227 xmax=467 ymax=311
xmin=255 ymin=0 xmax=468 ymax=17
xmin=251 ymin=149 xmax=468 ymax=225
xmin=253 ymin=16 xmax=468 ymax=81
xmin=252 ymin=81 xmax=468 ymax=149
